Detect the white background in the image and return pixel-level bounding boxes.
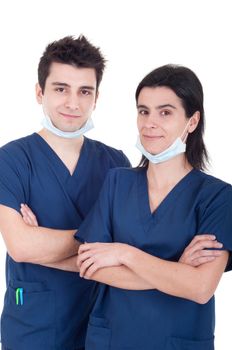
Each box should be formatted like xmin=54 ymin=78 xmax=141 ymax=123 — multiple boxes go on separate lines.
xmin=0 ymin=0 xmax=231 ymax=348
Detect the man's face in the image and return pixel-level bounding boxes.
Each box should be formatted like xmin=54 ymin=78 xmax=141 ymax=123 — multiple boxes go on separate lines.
xmin=36 ymin=62 xmax=98 ymax=132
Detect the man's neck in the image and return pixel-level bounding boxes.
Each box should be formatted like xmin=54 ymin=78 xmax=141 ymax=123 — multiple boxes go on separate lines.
xmin=38 ymin=128 xmax=84 ymax=154
xmin=37 ymin=128 xmax=85 ymax=175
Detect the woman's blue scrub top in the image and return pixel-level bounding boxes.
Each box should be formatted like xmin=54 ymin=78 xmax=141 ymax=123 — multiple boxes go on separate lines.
xmin=76 ymin=167 xmax=232 ymax=350
xmin=0 ymin=133 xmax=130 ymax=350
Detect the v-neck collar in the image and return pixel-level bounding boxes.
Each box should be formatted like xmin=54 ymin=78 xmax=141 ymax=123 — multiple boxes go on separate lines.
xmin=137 ymin=167 xmax=199 ymax=232
xmin=32 ymin=133 xmax=90 ymax=182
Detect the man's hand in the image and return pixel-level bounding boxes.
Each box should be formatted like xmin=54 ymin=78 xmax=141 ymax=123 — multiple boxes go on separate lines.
xmin=20 ymin=204 xmax=38 ymax=227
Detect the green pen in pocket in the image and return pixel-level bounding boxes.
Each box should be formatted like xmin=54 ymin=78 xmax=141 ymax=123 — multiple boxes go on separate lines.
xmin=16 ymin=288 xmax=24 ymax=305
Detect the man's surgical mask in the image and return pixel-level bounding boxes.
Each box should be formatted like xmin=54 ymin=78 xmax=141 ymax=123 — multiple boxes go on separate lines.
xmin=136 ymin=119 xmax=191 ymax=164
xmin=41 ymin=115 xmax=94 ymax=139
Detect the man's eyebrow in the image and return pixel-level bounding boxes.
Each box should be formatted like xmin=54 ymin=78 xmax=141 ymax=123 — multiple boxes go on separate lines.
xmin=51 ymin=82 xmax=95 ymax=90
xmin=156 ymin=104 xmax=176 ymax=109
xmin=137 ymin=104 xmax=149 ymax=109
xmin=51 ymin=82 xmax=70 ymax=87
xmin=79 ymin=86 xmax=96 ymax=90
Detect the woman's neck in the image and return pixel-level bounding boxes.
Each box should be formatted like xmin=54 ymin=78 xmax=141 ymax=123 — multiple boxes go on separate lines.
xmin=147 ymin=155 xmax=193 ymax=190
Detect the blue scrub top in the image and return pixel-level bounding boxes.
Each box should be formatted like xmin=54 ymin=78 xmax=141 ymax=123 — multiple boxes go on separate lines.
xmin=76 ymin=167 xmax=232 ymax=350
xmin=0 ymin=133 xmax=130 ymax=350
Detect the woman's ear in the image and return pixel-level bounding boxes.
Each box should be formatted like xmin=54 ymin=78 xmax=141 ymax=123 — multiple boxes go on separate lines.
xmin=188 ymin=111 xmax=200 ymax=133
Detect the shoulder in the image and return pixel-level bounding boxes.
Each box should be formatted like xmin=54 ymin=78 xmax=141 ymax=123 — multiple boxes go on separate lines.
xmin=0 ymin=134 xmax=35 ymax=157
xmin=106 ymin=166 xmax=143 ymax=184
xmin=195 ymin=170 xmax=231 ymax=192
xmin=85 ymin=138 xmax=130 ymax=167
xmin=194 ymin=170 xmax=232 ymax=206
xmin=0 ymin=134 xmax=35 ymax=168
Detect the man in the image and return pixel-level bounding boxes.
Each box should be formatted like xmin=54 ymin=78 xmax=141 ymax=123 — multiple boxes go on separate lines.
xmin=0 ymin=35 xmax=130 ymax=350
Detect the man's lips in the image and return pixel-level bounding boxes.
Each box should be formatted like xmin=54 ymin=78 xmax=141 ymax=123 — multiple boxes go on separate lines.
xmin=59 ymin=112 xmax=81 ymax=119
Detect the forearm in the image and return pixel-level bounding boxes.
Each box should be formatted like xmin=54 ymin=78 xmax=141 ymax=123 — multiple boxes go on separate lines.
xmin=16 ymin=227 xmax=79 ymax=264
xmin=86 ymin=266 xmax=154 ymax=290
xmin=44 ymin=255 xmax=154 ymax=290
xmin=0 ymin=206 xmax=79 ymax=264
xmin=42 ymin=255 xmax=79 ymax=272
xmin=122 ymin=246 xmax=228 ymax=303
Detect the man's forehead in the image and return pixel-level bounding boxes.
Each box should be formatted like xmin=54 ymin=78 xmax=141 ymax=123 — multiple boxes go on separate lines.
xmin=47 ymin=63 xmax=97 ymax=88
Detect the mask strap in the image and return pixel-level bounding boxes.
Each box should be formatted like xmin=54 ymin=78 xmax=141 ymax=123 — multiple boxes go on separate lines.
xmin=180 ymin=118 xmax=192 ymax=143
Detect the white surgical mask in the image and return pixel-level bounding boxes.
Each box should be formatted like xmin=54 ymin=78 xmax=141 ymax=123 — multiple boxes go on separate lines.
xmin=136 ymin=119 xmax=191 ymax=164
xmin=41 ymin=115 xmax=94 ymax=139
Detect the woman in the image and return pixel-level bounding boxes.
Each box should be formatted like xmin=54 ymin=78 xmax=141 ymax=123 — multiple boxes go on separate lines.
xmin=75 ymin=65 xmax=232 ymax=350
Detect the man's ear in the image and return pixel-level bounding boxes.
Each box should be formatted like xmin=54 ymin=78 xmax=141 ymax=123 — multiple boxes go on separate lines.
xmin=93 ymin=90 xmax=99 ymax=110
xmin=35 ymin=83 xmax=43 ymax=104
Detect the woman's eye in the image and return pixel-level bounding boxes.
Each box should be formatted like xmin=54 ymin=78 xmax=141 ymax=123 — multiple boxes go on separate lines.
xmin=138 ymin=109 xmax=148 ymax=116
xmin=160 ymin=110 xmax=170 ymax=117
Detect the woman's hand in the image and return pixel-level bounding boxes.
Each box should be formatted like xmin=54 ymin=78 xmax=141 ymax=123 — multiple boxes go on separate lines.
xmin=77 ymin=242 xmax=129 ymax=278
xmin=179 ymin=234 xmax=223 ymax=267
xmin=20 ymin=204 xmax=38 ymax=227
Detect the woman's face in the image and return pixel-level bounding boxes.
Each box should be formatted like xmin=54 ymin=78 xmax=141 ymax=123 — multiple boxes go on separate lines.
xmin=137 ymin=86 xmax=191 ymax=155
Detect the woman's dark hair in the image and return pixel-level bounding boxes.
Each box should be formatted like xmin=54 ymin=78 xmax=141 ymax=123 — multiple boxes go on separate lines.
xmin=38 ymin=35 xmax=106 ymax=93
xmin=136 ymin=64 xmax=209 ymax=170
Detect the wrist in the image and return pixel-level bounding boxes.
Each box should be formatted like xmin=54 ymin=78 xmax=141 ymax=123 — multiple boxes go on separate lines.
xmin=119 ymin=244 xmax=137 ymax=266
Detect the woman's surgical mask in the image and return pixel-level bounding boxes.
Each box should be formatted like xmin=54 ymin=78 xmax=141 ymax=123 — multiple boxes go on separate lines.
xmin=136 ymin=119 xmax=191 ymax=164
xmin=41 ymin=114 xmax=94 ymax=139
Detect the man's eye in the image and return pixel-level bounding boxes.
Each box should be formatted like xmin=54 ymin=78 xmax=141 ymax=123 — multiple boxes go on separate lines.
xmin=81 ymin=89 xmax=91 ymax=95
xmin=55 ymin=88 xmax=65 ymax=93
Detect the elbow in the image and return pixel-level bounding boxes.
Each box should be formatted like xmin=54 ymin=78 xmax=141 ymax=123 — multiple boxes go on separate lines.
xmin=193 ymin=294 xmax=212 ymax=305
xmin=9 ymin=247 xmax=29 ymax=263
xmin=192 ymin=285 xmax=214 ymax=305
xmin=8 ymin=243 xmax=34 ymax=263
xmin=9 ymin=251 xmax=25 ymax=263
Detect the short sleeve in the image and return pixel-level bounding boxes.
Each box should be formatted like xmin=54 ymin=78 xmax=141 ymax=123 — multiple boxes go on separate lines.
xmin=0 ymin=148 xmax=27 ymax=212
xmin=120 ymin=151 xmax=131 ymax=168
xmin=198 ymin=184 xmax=232 ymax=271
xmin=74 ymin=170 xmax=115 ymax=243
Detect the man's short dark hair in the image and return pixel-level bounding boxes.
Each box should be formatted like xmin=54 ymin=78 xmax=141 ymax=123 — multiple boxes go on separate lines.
xmin=38 ymin=35 xmax=106 ymax=93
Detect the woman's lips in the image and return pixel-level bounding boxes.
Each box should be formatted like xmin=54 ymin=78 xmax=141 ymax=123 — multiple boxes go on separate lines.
xmin=143 ymin=135 xmax=163 ymax=140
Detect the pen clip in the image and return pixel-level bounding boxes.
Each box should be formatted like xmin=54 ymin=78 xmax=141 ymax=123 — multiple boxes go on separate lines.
xmin=16 ymin=288 xmax=24 ymax=305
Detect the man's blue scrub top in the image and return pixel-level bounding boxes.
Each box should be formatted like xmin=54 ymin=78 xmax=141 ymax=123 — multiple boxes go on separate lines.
xmin=76 ymin=167 xmax=232 ymax=350
xmin=0 ymin=133 xmax=130 ymax=350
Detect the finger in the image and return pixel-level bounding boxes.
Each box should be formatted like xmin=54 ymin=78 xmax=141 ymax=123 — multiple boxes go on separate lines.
xmin=83 ymin=263 xmax=100 ymax=279
xmin=187 ymin=234 xmax=216 ymax=248
xmin=21 ymin=210 xmax=32 ymax=225
xmin=21 ymin=204 xmax=32 ymax=216
xmin=192 ymin=256 xmax=216 ymax=267
xmin=191 ymin=249 xmax=223 ymax=261
xmin=20 ymin=206 xmax=27 ymax=217
xmin=24 ymin=205 xmax=38 ymax=225
xmin=22 ymin=211 xmax=37 ymax=227
xmin=21 ymin=204 xmax=38 ymax=226
xmin=79 ymin=258 xmax=94 ymax=278
xmin=77 ymin=250 xmax=94 ymax=264
xmin=186 ymin=240 xmax=223 ymax=255
xmin=78 ymin=243 xmax=96 ymax=253
xmin=22 ymin=215 xmax=31 ymax=225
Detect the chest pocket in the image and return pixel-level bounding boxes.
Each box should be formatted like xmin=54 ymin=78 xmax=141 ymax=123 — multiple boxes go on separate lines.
xmin=1 ymin=279 xmax=55 ymax=350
